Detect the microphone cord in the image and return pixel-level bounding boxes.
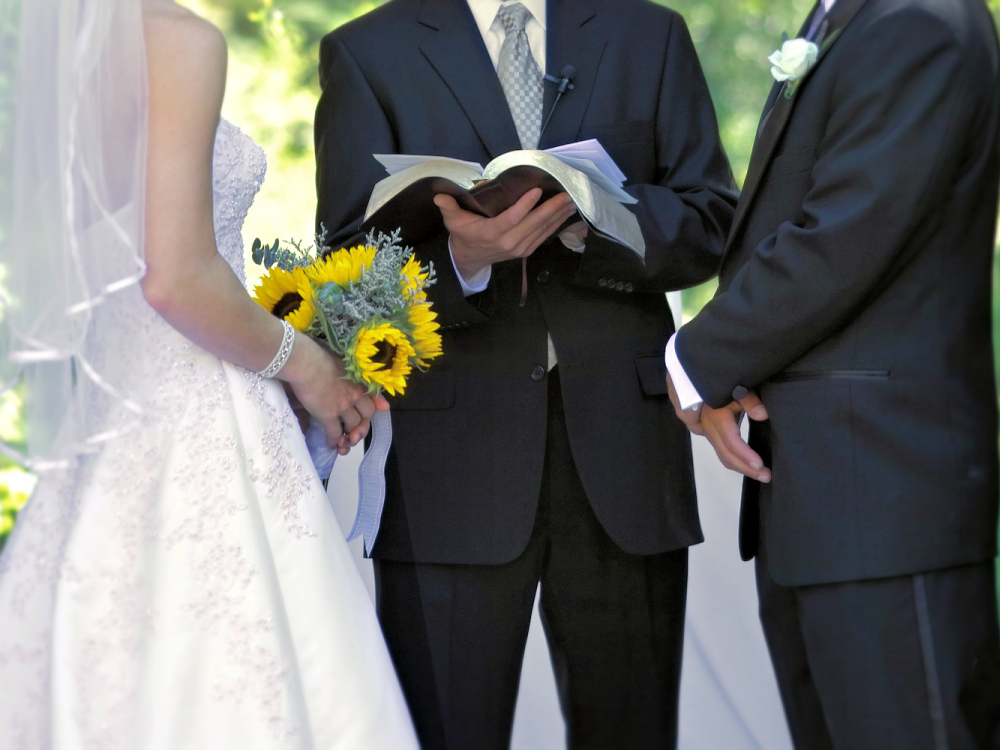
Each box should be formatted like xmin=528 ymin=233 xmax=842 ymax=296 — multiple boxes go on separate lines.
xmin=520 ymin=65 xmax=577 ymax=308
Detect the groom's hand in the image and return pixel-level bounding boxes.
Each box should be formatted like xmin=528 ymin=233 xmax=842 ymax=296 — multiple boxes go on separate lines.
xmin=667 ymin=373 xmax=772 ymax=483
xmin=700 ymin=399 xmax=771 ymax=484
xmin=435 ymin=188 xmax=578 ymax=282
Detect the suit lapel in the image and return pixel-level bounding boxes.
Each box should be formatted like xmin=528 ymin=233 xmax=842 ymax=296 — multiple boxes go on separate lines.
xmin=723 ymin=0 xmax=869 ymax=258
xmin=418 ymin=0 xmax=521 ymax=159
xmin=753 ymin=6 xmax=820 ymax=140
xmin=538 ymin=0 xmax=606 ymax=149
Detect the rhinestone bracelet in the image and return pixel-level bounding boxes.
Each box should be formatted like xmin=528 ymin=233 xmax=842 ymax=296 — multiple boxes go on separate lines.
xmin=259 ymin=320 xmax=295 ymax=378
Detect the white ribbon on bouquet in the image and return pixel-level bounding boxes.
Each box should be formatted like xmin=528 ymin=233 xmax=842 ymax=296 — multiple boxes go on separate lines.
xmin=306 ymin=409 xmax=393 ymax=556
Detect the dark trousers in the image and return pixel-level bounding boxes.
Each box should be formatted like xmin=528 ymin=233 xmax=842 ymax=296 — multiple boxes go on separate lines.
xmin=756 ymin=552 xmax=1000 ymax=749
xmin=374 ymin=369 xmax=689 ymax=750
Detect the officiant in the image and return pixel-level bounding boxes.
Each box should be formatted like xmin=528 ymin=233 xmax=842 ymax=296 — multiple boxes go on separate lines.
xmin=314 ymin=0 xmax=737 ymax=747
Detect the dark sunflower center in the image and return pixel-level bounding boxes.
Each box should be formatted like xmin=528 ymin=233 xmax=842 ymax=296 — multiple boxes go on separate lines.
xmin=272 ymin=292 xmax=302 ymax=320
xmin=372 ymin=340 xmax=397 ymax=368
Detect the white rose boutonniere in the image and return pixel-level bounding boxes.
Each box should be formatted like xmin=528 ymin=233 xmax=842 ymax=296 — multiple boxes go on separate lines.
xmin=768 ymin=38 xmax=819 ymax=84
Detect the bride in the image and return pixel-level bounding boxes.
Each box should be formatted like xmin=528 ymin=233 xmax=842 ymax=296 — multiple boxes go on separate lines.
xmin=0 ymin=0 xmax=418 ymax=747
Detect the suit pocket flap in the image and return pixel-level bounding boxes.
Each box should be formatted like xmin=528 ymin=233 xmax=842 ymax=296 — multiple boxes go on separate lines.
xmin=389 ymin=369 xmax=455 ymax=411
xmin=635 ymin=355 xmax=669 ymax=396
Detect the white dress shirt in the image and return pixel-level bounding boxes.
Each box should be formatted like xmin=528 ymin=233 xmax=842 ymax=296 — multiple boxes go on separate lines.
xmin=665 ymin=0 xmax=837 ymax=410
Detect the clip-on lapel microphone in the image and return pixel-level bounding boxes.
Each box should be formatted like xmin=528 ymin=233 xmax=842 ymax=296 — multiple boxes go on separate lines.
xmin=540 ymin=65 xmax=576 ymax=140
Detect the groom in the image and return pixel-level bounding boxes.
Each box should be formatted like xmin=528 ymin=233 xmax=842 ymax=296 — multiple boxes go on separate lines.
xmin=315 ymin=0 xmax=737 ymax=747
xmin=667 ymin=0 xmax=1000 ymax=746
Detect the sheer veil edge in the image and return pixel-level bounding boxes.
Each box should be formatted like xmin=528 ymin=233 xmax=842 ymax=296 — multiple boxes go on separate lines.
xmin=0 ymin=0 xmax=150 ymax=470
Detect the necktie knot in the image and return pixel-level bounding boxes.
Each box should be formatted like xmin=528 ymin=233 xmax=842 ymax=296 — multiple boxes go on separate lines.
xmin=496 ymin=2 xmax=531 ymax=36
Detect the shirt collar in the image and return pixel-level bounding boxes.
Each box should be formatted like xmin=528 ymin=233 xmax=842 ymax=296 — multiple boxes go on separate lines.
xmin=466 ymin=0 xmax=548 ymax=38
xmin=823 ymin=0 xmax=836 ymax=11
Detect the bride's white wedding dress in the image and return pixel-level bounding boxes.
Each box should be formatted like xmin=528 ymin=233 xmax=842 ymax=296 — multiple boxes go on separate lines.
xmin=0 ymin=120 xmax=418 ymax=750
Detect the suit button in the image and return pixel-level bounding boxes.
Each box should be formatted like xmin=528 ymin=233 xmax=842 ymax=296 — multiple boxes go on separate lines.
xmin=615 ymin=282 xmax=626 ymax=292
xmin=606 ymin=279 xmax=616 ymax=288
xmin=624 ymin=283 xmax=634 ymax=293
xmin=598 ymin=278 xmax=608 ymax=288
xmin=531 ymin=366 xmax=546 ymax=382
xmin=537 ymin=270 xmax=550 ymax=284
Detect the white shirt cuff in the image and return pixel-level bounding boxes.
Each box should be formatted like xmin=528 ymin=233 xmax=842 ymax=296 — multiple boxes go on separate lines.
xmin=449 ymin=237 xmax=491 ymax=297
xmin=558 ymin=228 xmax=587 ymax=253
xmin=665 ymin=333 xmax=704 ymax=411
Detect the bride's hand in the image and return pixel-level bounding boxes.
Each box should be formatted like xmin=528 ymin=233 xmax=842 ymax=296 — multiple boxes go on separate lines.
xmin=280 ymin=334 xmax=370 ymax=450
xmin=334 ymin=392 xmax=391 ymax=455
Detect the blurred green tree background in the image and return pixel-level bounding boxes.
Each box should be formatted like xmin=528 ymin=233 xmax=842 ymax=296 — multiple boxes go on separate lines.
xmin=1 ymin=0 xmax=1000 ymax=551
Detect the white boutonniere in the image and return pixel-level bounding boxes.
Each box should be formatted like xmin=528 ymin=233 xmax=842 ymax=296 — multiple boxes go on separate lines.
xmin=768 ymin=38 xmax=819 ymax=84
xmin=768 ymin=30 xmax=842 ymax=100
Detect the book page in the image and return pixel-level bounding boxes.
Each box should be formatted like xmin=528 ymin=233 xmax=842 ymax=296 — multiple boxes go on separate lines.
xmin=374 ymin=153 xmax=484 ymax=176
xmin=365 ymin=161 xmax=482 ymax=220
xmin=547 ymin=155 xmax=637 ymax=205
xmin=544 ymin=139 xmax=628 ymax=185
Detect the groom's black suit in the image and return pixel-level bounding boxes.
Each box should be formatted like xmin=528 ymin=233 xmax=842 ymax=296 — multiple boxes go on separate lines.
xmin=315 ymin=0 xmax=736 ymax=746
xmin=676 ymin=0 xmax=1000 ymax=746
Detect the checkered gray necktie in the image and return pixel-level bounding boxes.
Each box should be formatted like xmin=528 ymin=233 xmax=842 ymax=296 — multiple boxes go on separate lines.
xmin=496 ymin=2 xmax=543 ymax=150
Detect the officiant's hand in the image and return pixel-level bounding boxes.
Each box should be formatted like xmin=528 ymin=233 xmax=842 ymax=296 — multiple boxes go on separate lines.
xmin=667 ymin=374 xmax=771 ymax=483
xmin=435 ymin=188 xmax=578 ymax=282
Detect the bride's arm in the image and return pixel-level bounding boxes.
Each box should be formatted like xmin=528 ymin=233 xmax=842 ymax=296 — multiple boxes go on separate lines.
xmin=142 ymin=9 xmax=381 ymax=452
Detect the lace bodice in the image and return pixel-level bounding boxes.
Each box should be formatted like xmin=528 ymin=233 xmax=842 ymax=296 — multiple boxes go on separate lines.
xmin=212 ymin=119 xmax=267 ymax=283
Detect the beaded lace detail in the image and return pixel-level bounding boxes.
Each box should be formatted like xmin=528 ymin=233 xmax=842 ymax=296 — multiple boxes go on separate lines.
xmin=0 ymin=121 xmax=321 ymax=747
xmin=213 ymin=119 xmax=267 ymax=284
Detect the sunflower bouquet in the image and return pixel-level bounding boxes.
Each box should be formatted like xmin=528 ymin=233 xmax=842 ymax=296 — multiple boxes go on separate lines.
xmin=250 ymin=229 xmax=442 ymax=396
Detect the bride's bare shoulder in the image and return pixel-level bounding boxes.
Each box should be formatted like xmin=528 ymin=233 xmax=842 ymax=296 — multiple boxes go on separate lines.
xmin=144 ymin=2 xmax=226 ymax=103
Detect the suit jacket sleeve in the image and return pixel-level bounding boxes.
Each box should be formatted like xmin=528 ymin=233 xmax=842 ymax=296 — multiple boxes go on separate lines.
xmin=675 ymin=9 xmax=979 ymax=407
xmin=573 ymin=15 xmax=739 ymax=294
xmin=315 ymin=34 xmax=489 ymax=329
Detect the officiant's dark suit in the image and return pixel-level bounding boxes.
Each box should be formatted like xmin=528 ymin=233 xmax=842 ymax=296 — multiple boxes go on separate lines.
xmin=673 ymin=0 xmax=1000 ymax=746
xmin=315 ymin=0 xmax=737 ymax=746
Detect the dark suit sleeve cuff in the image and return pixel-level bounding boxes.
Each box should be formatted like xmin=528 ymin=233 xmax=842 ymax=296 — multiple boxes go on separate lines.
xmin=674 ymin=328 xmax=734 ymax=409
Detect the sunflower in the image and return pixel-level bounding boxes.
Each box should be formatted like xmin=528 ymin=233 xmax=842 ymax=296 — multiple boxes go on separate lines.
xmin=407 ymin=302 xmax=442 ymax=367
xmin=400 ymin=255 xmax=429 ymax=302
xmin=252 ymin=266 xmax=316 ymax=332
xmin=308 ymin=244 xmax=377 ymax=287
xmin=350 ymin=322 xmax=415 ymax=396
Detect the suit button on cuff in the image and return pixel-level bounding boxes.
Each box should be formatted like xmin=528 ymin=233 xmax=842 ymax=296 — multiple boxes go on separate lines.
xmin=615 ymin=282 xmax=625 ymax=292
xmin=624 ymin=283 xmax=634 ymax=293
xmin=598 ymin=278 xmax=608 ymax=288
xmin=530 ymin=366 xmax=546 ymax=382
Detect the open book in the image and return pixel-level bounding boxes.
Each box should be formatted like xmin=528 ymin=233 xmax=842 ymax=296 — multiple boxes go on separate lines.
xmin=359 ymin=141 xmax=645 ymax=259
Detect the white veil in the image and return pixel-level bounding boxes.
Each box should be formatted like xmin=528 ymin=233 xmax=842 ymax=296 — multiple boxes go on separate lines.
xmin=0 ymin=0 xmax=149 ymax=470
